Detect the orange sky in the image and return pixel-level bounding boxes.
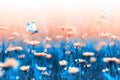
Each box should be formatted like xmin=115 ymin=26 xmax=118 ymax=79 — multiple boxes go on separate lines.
xmin=0 ymin=0 xmax=120 ymax=36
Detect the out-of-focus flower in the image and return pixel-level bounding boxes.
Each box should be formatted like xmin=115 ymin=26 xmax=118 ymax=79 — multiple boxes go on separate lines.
xmin=7 ymin=44 xmax=14 ymax=51
xmin=115 ymin=58 xmax=120 ymax=64
xmin=0 ymin=26 xmax=8 ymax=30
xmin=102 ymin=68 xmax=109 ymax=72
xmin=18 ymin=54 xmax=25 ymax=59
xmin=78 ymin=59 xmax=86 ymax=63
xmin=11 ymin=32 xmax=20 ymax=37
xmin=20 ymin=66 xmax=30 ymax=71
xmin=57 ymin=26 xmax=65 ymax=30
xmin=74 ymin=42 xmax=86 ymax=47
xmin=73 ymin=42 xmax=80 ymax=47
xmin=59 ymin=60 xmax=67 ymax=66
xmin=34 ymin=52 xmax=46 ymax=57
xmin=8 ymin=36 xmax=14 ymax=41
xmin=103 ymin=58 xmax=110 ymax=63
xmin=45 ymin=36 xmax=52 ymax=42
xmin=7 ymin=46 xmax=23 ymax=51
xmin=16 ymin=76 xmax=19 ymax=80
xmin=14 ymin=47 xmax=23 ymax=50
xmin=45 ymin=44 xmax=51 ymax=49
xmin=102 ymin=69 xmax=106 ymax=72
xmin=65 ymin=51 xmax=71 ymax=55
xmin=46 ymin=54 xmax=52 ymax=59
xmin=3 ymin=58 xmax=18 ymax=68
xmin=103 ymin=57 xmax=117 ymax=63
xmin=118 ymin=68 xmax=120 ymax=71
xmin=65 ymin=26 xmax=73 ymax=32
xmin=79 ymin=42 xmax=86 ymax=47
xmin=110 ymin=35 xmax=117 ymax=40
xmin=83 ymin=52 xmax=94 ymax=57
xmin=95 ymin=45 xmax=101 ymax=51
xmin=66 ymin=31 xmax=73 ymax=37
xmin=36 ymin=66 xmax=47 ymax=71
xmin=68 ymin=67 xmax=79 ymax=74
xmin=81 ymin=33 xmax=88 ymax=40
xmin=55 ymin=35 xmax=64 ymax=40
xmin=75 ymin=59 xmax=78 ymax=62
xmin=42 ymin=71 xmax=50 ymax=76
xmin=90 ymin=57 xmax=96 ymax=63
xmin=26 ymin=40 xmax=40 ymax=46
xmin=100 ymin=32 xmax=111 ymax=38
xmin=86 ymin=64 xmax=91 ymax=67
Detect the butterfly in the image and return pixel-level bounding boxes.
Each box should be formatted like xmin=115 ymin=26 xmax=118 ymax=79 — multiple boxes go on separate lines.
xmin=26 ymin=22 xmax=39 ymax=34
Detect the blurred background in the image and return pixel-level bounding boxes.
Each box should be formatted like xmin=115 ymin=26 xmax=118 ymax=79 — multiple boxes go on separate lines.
xmin=0 ymin=0 xmax=120 ymax=36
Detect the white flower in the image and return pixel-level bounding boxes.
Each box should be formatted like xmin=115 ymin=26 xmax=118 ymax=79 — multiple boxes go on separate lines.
xmin=59 ymin=60 xmax=67 ymax=66
xmin=68 ymin=67 xmax=79 ymax=74
xmin=83 ymin=52 xmax=94 ymax=57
